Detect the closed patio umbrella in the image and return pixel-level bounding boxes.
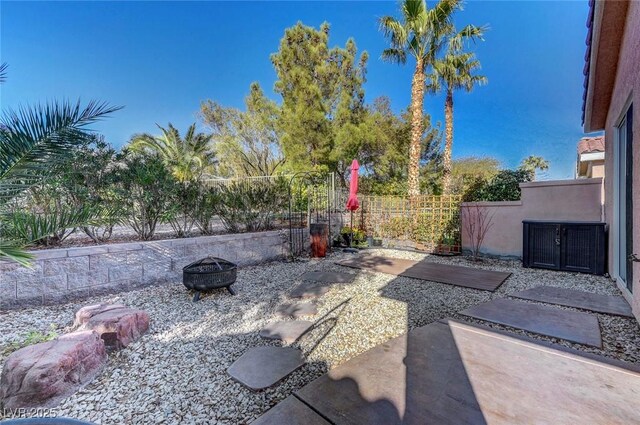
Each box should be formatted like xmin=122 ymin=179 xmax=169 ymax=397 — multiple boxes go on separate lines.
xmin=346 ymin=159 xmax=359 ymax=249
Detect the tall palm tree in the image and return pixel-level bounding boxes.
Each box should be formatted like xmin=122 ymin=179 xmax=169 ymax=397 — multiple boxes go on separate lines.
xmin=129 ymin=123 xmax=216 ymax=183
xmin=427 ymin=52 xmax=487 ymax=193
xmin=380 ymin=0 xmax=484 ymax=196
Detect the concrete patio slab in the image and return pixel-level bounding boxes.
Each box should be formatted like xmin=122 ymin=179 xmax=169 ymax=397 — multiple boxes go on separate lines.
xmin=227 ymin=347 xmax=304 ymax=391
xmin=251 ymin=396 xmax=330 ymax=425
xmin=267 ymin=320 xmax=640 ymax=425
xmin=300 ymin=271 xmax=356 ymax=285
xmin=276 ymin=302 xmax=318 ymax=318
xmin=511 ymin=286 xmax=633 ymax=317
xmin=336 ymin=255 xmax=510 ymax=291
xmin=460 ymin=298 xmax=602 ymax=347
xmin=259 ymin=321 xmax=314 ymax=344
xmin=289 ymin=282 xmax=330 ymax=299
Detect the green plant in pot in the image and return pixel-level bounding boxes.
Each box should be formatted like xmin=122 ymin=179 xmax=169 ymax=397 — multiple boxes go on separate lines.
xmin=435 ymin=233 xmax=461 ymax=256
xmin=340 ymin=226 xmax=367 ymax=248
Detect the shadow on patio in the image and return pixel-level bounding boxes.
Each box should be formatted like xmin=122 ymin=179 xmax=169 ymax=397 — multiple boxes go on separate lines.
xmin=254 ymin=257 xmax=640 ymax=425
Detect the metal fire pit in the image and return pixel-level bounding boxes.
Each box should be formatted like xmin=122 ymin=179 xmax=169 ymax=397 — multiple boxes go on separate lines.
xmin=182 ymin=257 xmax=237 ymax=301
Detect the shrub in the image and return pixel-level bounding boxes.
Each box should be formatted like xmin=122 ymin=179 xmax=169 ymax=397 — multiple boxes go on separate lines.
xmin=463 ymin=169 xmax=532 ymax=202
xmin=115 ymin=152 xmax=175 ymax=240
xmin=215 ymin=178 xmax=289 ymax=233
xmin=55 ymin=136 xmax=124 ymax=243
xmin=165 ymin=181 xmax=199 ymax=238
xmin=193 ymin=186 xmax=222 ymax=235
xmin=5 ymin=205 xmax=105 ymax=247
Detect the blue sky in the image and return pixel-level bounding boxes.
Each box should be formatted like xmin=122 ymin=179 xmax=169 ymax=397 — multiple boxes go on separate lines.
xmin=1 ymin=1 xmax=591 ymax=179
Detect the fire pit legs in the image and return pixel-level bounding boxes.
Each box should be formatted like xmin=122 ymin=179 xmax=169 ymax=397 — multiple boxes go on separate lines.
xmin=191 ymin=285 xmax=236 ymax=302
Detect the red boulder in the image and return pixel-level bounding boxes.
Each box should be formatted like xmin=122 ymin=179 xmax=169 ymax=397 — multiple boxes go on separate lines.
xmin=74 ymin=304 xmax=150 ymax=350
xmin=0 ymin=331 xmax=107 ymax=408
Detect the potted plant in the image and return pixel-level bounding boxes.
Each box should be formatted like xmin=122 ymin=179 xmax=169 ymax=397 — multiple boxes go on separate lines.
xmin=340 ymin=226 xmax=368 ymax=248
xmin=434 ymin=234 xmax=461 ymax=256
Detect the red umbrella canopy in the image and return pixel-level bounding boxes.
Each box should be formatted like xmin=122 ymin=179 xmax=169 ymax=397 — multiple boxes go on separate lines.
xmin=346 ymin=159 xmax=360 ymax=211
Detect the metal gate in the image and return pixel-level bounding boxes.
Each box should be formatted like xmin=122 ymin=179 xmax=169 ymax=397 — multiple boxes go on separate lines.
xmin=288 ymin=172 xmax=336 ymax=259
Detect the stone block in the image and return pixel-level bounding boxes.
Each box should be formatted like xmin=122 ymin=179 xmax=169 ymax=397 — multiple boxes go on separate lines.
xmin=142 ymin=261 xmax=174 ymax=284
xmin=0 ymin=278 xmax=17 ymax=302
xmin=107 ymin=242 xmax=143 ymax=252
xmin=31 ymin=249 xmax=68 ymax=261
xmin=43 ymin=256 xmax=89 ymax=276
xmin=16 ymin=278 xmax=45 ymax=304
xmin=67 ymin=270 xmax=109 ymax=289
xmin=4 ymin=263 xmax=43 ymax=282
xmin=41 ymin=275 xmax=68 ymax=293
xmin=66 ymin=246 xmax=110 ymax=257
xmin=108 ymin=264 xmax=142 ymax=282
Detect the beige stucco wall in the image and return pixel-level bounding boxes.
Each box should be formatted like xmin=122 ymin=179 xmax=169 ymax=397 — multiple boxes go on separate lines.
xmin=602 ymin=1 xmax=640 ymax=318
xmin=590 ymin=161 xmax=605 ymax=178
xmin=461 ymin=179 xmax=603 ymax=258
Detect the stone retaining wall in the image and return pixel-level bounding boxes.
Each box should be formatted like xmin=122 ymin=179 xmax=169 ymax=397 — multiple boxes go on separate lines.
xmin=0 ymin=230 xmax=289 ymax=310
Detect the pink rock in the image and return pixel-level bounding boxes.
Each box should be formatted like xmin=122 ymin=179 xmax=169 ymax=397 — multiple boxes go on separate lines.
xmin=0 ymin=331 xmax=107 ymax=409
xmin=74 ymin=303 xmax=126 ymax=327
xmin=75 ymin=304 xmax=150 ymax=350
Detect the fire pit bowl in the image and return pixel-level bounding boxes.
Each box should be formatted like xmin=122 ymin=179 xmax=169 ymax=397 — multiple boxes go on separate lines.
xmin=183 ymin=257 xmax=237 ymax=301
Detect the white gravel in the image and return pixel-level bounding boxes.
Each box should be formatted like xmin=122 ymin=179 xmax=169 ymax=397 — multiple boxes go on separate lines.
xmin=1 ymin=248 xmax=639 ymax=424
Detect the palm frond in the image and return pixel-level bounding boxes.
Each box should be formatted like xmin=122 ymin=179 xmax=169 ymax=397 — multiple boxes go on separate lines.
xmin=0 ymin=100 xmax=121 ymax=205
xmin=403 ymin=0 xmax=427 ymax=22
xmin=381 ymin=48 xmax=407 ymax=64
xmin=0 ymin=63 xmax=7 ymax=84
xmin=379 ymin=16 xmax=408 ymax=48
xmin=449 ymin=24 xmax=487 ymax=51
xmin=0 ymin=239 xmax=33 ymax=267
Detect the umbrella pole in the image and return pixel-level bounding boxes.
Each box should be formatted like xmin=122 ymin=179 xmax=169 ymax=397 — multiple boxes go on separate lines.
xmin=350 ymin=210 xmax=354 ymax=248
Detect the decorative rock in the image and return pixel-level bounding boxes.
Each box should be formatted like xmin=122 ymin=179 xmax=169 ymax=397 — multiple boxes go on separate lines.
xmin=260 ymin=321 xmax=314 ymax=344
xmin=0 ymin=331 xmax=107 ymax=409
xmin=227 ymin=347 xmax=305 ymax=391
xmin=289 ymin=282 xmax=330 ymax=299
xmin=74 ymin=303 xmax=127 ymax=327
xmin=300 ymin=271 xmax=355 ymax=285
xmin=75 ymin=304 xmax=150 ymax=350
xmin=276 ymin=302 xmax=318 ymax=318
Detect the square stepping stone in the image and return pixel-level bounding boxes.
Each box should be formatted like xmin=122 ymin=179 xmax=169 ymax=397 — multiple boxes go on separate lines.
xmin=336 ymin=255 xmax=510 ymax=291
xmin=460 ymin=298 xmax=602 ymax=347
xmin=228 ymin=347 xmax=304 ymax=391
xmin=278 ymin=320 xmax=640 ymax=425
xmin=276 ymin=302 xmax=318 ymax=318
xmin=251 ymin=395 xmax=330 ymax=425
xmin=300 ymin=271 xmax=356 ymax=285
xmin=289 ymin=282 xmax=330 ymax=299
xmin=260 ymin=321 xmax=314 ymax=344
xmin=511 ymin=286 xmax=633 ymax=317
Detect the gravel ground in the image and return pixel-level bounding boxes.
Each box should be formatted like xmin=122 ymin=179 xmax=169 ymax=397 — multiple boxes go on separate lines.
xmin=1 ymin=248 xmax=639 ymax=424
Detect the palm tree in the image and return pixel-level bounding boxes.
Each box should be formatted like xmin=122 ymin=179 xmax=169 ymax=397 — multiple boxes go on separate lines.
xmin=427 ymin=52 xmax=487 ymax=193
xmin=519 ymin=155 xmax=549 ymax=181
xmin=0 ymin=100 xmax=120 ymax=265
xmin=129 ymin=123 xmax=216 ymax=183
xmin=380 ymin=0 xmax=484 ymax=196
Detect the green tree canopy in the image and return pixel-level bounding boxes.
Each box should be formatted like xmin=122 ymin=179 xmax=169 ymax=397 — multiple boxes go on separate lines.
xmin=201 ymin=83 xmax=284 ymax=177
xmin=270 ymin=22 xmax=369 ymax=181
